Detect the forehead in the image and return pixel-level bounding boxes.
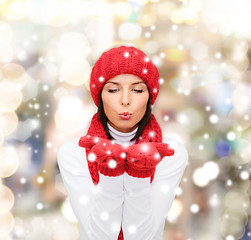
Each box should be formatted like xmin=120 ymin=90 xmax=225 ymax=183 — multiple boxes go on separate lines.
xmin=105 ymin=74 xmax=145 ymax=85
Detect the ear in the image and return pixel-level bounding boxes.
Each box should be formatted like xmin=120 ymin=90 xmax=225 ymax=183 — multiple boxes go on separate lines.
xmin=154 ymin=143 xmax=174 ymax=158
xmin=78 ymin=135 xmax=98 ymax=150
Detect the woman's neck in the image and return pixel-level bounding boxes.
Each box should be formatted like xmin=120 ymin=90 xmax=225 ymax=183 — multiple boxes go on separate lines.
xmin=107 ymin=122 xmax=137 ymax=146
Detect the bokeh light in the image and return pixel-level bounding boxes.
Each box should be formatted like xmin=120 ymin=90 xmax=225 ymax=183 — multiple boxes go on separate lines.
xmin=0 ymin=112 xmax=18 ymax=137
xmin=0 ymin=82 xmax=23 ymax=112
xmin=57 ymin=32 xmax=90 ymax=60
xmin=61 ymin=199 xmax=78 ymax=224
xmin=0 ymin=0 xmax=251 ymax=239
xmin=0 ymin=185 xmax=15 ymax=214
xmin=55 ymin=96 xmax=95 ymax=133
xmin=1 ymin=63 xmax=27 ymax=89
xmin=0 ymin=212 xmax=15 ymax=237
xmin=0 ymin=146 xmax=19 ymax=178
xmin=166 ymin=199 xmax=183 ymax=223
xmin=59 ymin=57 xmax=91 ymax=85
xmin=118 ymin=23 xmax=142 ymax=41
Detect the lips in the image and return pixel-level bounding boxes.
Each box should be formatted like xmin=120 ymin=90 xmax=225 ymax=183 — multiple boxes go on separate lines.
xmin=120 ymin=112 xmax=132 ymax=120
xmin=120 ymin=112 xmax=131 ymax=116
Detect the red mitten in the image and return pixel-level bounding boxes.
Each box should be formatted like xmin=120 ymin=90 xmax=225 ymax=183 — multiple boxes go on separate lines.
xmin=79 ymin=136 xmax=126 ymax=176
xmin=79 ymin=135 xmax=98 ymax=150
xmin=125 ymin=142 xmax=174 ymax=180
xmin=155 ymin=142 xmax=175 ymax=157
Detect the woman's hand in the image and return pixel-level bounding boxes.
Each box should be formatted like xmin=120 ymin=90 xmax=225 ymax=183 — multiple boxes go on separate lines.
xmin=125 ymin=142 xmax=175 ymax=180
xmin=79 ymin=135 xmax=126 ymax=176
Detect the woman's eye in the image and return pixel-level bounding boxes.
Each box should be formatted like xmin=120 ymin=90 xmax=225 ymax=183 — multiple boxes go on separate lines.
xmin=133 ymin=89 xmax=144 ymax=93
xmin=107 ymin=89 xmax=144 ymax=93
xmin=108 ymin=89 xmax=118 ymax=93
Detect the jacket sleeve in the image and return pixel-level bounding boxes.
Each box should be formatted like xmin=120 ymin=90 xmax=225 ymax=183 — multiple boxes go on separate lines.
xmin=57 ymin=138 xmax=124 ymax=240
xmin=122 ymin=138 xmax=188 ymax=240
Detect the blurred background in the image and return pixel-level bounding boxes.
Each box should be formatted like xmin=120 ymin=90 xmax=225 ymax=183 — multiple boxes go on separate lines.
xmin=0 ymin=0 xmax=251 ymax=239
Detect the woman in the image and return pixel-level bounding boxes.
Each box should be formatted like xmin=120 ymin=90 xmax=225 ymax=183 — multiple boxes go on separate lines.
xmin=57 ymin=45 xmax=188 ymax=240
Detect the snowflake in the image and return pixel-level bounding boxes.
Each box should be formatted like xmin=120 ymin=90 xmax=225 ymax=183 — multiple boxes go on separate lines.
xmin=226 ymin=179 xmax=232 ymax=186
xmin=107 ymin=150 xmax=111 ymax=155
xmin=88 ymin=153 xmax=96 ymax=162
xmin=225 ymin=235 xmax=235 ymax=240
xmin=141 ymin=144 xmax=149 ymax=153
xmin=161 ymin=184 xmax=170 ymax=194
xmin=120 ymin=152 xmax=126 ymax=159
xmin=124 ymin=52 xmax=129 ymax=58
xmin=79 ymin=195 xmax=89 ymax=205
xmin=108 ymin=159 xmax=117 ymax=168
xmin=153 ymin=88 xmax=158 ymax=93
xmin=128 ymin=225 xmax=137 ymax=234
xmin=100 ymin=211 xmax=109 ymax=221
xmin=209 ymin=194 xmax=219 ymax=207
xmin=159 ymin=78 xmax=164 ymax=84
xmin=37 ymin=176 xmax=44 ymax=184
xmin=36 ymin=202 xmax=44 ymax=211
xmin=174 ymin=187 xmax=183 ymax=196
xmin=99 ymin=76 xmax=104 ymax=82
xmin=144 ymin=57 xmax=150 ymax=62
xmin=149 ymin=131 xmax=155 ymax=137
xmin=240 ymin=170 xmax=249 ymax=180
xmin=164 ymin=115 xmax=169 ymax=121
xmin=143 ymin=68 xmax=148 ymax=74
xmin=154 ymin=153 xmax=160 ymax=159
xmin=111 ymin=222 xmax=120 ymax=233
xmin=190 ymin=203 xmax=200 ymax=214
xmin=20 ymin=177 xmax=27 ymax=184
xmin=122 ymin=143 xmax=130 ymax=148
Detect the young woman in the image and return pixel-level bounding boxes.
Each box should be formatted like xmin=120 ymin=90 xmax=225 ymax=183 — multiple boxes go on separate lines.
xmin=57 ymin=45 xmax=188 ymax=240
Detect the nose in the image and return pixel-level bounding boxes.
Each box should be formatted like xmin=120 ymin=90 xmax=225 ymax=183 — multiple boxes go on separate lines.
xmin=121 ymin=90 xmax=130 ymax=106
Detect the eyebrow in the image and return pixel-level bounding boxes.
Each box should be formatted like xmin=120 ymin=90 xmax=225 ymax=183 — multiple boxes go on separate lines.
xmin=105 ymin=81 xmax=146 ymax=86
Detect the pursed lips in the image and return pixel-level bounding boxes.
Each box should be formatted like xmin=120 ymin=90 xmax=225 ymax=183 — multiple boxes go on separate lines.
xmin=119 ymin=112 xmax=132 ymax=116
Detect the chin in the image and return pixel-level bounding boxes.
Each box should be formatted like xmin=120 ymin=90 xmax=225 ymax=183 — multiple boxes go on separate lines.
xmin=116 ymin=123 xmax=135 ymax=132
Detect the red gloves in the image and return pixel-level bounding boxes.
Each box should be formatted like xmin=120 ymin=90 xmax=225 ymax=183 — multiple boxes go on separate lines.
xmin=79 ymin=136 xmax=174 ymax=179
xmin=125 ymin=142 xmax=174 ymax=178
xmin=79 ymin=135 xmax=126 ymax=176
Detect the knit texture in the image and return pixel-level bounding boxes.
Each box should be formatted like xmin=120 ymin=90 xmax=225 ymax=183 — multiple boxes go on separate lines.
xmin=79 ymin=113 xmax=164 ymax=184
xmin=79 ymin=136 xmax=126 ymax=176
xmin=78 ymin=113 xmax=174 ymax=240
xmin=79 ymin=45 xmax=162 ymax=240
xmin=90 ymin=45 xmax=159 ymax=106
xmin=79 ymin=135 xmax=174 ymax=178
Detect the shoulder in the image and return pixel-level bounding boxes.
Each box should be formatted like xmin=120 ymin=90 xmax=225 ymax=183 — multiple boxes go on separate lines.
xmin=57 ymin=137 xmax=90 ymax=176
xmin=58 ymin=137 xmax=83 ymax=154
xmin=57 ymin=137 xmax=86 ymax=163
xmin=162 ymin=136 xmax=188 ymax=166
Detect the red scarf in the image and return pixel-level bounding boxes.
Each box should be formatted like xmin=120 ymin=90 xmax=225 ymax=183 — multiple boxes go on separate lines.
xmin=79 ymin=113 xmax=163 ymax=184
xmin=78 ymin=113 xmax=172 ymax=240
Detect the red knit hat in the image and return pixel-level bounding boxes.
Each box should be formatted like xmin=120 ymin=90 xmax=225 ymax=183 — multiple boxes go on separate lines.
xmin=90 ymin=45 xmax=159 ymax=107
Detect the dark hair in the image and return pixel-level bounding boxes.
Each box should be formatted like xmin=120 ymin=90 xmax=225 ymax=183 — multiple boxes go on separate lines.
xmin=97 ymin=93 xmax=152 ymax=141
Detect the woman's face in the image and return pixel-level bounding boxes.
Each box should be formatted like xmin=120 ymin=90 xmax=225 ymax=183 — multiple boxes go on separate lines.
xmin=101 ymin=74 xmax=149 ymax=133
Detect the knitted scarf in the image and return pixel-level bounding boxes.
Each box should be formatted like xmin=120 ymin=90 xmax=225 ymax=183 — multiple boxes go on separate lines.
xmin=79 ymin=112 xmax=163 ymax=240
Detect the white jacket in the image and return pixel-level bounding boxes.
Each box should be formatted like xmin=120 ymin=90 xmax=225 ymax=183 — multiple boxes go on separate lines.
xmin=57 ymin=123 xmax=188 ymax=240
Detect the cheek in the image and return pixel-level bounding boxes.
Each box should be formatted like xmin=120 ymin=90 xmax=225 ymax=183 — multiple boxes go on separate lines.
xmin=102 ymin=93 xmax=118 ymax=113
xmin=102 ymin=92 xmax=110 ymax=106
xmin=102 ymin=90 xmax=113 ymax=101
xmin=134 ymin=94 xmax=149 ymax=111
